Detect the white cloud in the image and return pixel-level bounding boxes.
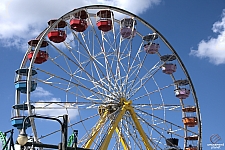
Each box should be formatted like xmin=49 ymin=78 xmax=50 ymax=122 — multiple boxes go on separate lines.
xmin=0 ymin=0 xmax=161 ymax=49
xmin=34 ymin=98 xmax=78 ymax=119
xmin=30 ymin=87 xmax=78 ymax=119
xmin=190 ymin=9 xmax=225 ymax=65
xmin=32 ymin=87 xmax=53 ymax=97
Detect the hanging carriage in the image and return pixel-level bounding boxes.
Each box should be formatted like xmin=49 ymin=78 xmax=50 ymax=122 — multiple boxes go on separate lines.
xmin=47 ymin=20 xmax=67 ymax=43
xmin=27 ymin=39 xmax=49 ymax=64
xmin=143 ymin=33 xmax=160 ymax=54
xmin=70 ymin=9 xmax=88 ymax=32
xmin=120 ymin=18 xmax=136 ymax=39
xmin=96 ymin=10 xmax=113 ymax=32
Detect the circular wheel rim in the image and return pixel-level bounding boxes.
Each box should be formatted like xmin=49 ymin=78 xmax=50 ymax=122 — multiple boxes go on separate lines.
xmin=14 ymin=5 xmax=202 ymax=150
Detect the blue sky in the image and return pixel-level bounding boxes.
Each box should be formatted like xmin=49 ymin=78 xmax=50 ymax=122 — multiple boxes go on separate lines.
xmin=0 ymin=0 xmax=225 ymax=149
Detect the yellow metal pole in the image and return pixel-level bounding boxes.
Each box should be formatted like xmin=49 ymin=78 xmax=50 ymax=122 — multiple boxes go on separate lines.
xmin=84 ymin=111 xmax=108 ymax=148
xmin=127 ymin=105 xmax=154 ymax=150
xmin=115 ymin=126 xmax=130 ymax=150
xmin=99 ymin=101 xmax=130 ymax=149
xmin=91 ymin=98 xmax=153 ymax=150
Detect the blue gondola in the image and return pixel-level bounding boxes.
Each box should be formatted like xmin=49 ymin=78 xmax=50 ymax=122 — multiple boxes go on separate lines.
xmin=11 ymin=104 xmax=35 ymax=129
xmin=15 ymin=80 xmax=37 ymax=93
xmin=11 ymin=116 xmax=31 ymax=129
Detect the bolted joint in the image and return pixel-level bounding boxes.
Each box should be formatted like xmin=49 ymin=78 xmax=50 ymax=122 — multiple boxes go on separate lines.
xmin=119 ymin=97 xmax=127 ymax=104
xmin=120 ymin=97 xmax=126 ymax=104
xmin=124 ymin=100 xmax=132 ymax=106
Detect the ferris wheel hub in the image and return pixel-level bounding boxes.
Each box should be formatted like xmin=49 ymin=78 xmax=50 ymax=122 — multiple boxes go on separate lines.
xmin=98 ymin=97 xmax=132 ymax=117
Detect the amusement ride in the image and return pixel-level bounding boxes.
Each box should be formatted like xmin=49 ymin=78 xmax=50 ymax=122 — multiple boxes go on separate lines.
xmin=2 ymin=5 xmax=202 ymax=150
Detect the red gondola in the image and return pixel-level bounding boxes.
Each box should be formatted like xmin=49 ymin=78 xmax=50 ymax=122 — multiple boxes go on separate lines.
xmin=27 ymin=50 xmax=49 ymax=64
xmin=70 ymin=10 xmax=88 ymax=32
xmin=96 ymin=10 xmax=113 ymax=32
xmin=27 ymin=39 xmax=49 ymax=64
xmin=48 ymin=20 xmax=67 ymax=43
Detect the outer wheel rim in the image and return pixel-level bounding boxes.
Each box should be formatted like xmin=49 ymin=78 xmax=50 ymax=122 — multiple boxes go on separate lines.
xmin=14 ymin=5 xmax=202 ymax=150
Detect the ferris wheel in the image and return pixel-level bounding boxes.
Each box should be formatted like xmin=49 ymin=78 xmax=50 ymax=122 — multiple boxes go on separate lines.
xmin=12 ymin=5 xmax=202 ymax=150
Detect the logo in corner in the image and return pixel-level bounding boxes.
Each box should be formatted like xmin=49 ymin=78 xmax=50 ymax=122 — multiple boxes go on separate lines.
xmin=207 ymin=134 xmax=224 ymax=149
xmin=210 ymin=134 xmax=222 ymax=144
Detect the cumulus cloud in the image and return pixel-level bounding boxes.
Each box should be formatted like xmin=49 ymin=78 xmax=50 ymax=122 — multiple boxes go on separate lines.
xmin=0 ymin=0 xmax=161 ymax=49
xmin=32 ymin=87 xmax=53 ymax=97
xmin=34 ymin=98 xmax=78 ymax=119
xmin=27 ymin=87 xmax=78 ymax=119
xmin=190 ymin=9 xmax=225 ymax=65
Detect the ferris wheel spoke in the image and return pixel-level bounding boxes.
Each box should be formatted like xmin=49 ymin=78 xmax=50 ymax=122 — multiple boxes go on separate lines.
xmin=118 ymin=40 xmax=136 ymax=93
xmin=32 ymin=103 xmax=97 ymax=110
xmin=130 ymin=112 xmax=169 ymax=149
xmin=80 ymin=117 xmax=110 ymax=148
xmin=98 ymin=11 xmax=121 ymax=94
xmin=35 ymin=68 xmax=103 ymax=101
xmin=114 ymin=35 xmax=131 ymax=95
xmin=115 ymin=113 xmax=142 ymax=149
xmin=89 ymin=61 xmax=108 ymax=98
xmin=122 ymin=118 xmax=141 ymax=149
xmin=121 ymin=115 xmax=148 ymax=149
xmin=36 ymin=78 xmax=105 ymax=103
xmin=136 ymin=113 xmax=185 ymax=150
xmin=127 ymin=61 xmax=163 ymax=99
xmin=132 ymin=83 xmax=174 ymax=101
xmin=100 ymin=33 xmax=122 ymax=95
xmin=42 ymin=74 xmax=108 ymax=103
xmin=135 ymin=108 xmax=198 ymax=136
xmin=78 ymin=31 xmax=121 ymax=98
xmin=72 ymin=57 xmax=109 ymax=100
xmin=87 ymin=13 xmax=121 ymax=95
xmin=125 ymin=47 xmax=147 ymax=88
xmin=151 ymin=76 xmax=167 ymax=125
xmin=122 ymin=42 xmax=143 ymax=95
xmin=37 ymin=113 xmax=99 ymax=141
xmin=104 ymin=32 xmax=121 ymax=94
xmin=133 ymin=103 xmax=181 ymax=112
xmin=88 ymin=53 xmax=117 ymax=94
xmin=48 ymin=55 xmax=96 ymax=93
xmin=64 ymin=54 xmax=74 ymax=74
xmin=48 ymin=42 xmax=118 ymax=99
xmin=92 ymin=119 xmax=120 ymax=149
xmin=120 ymin=122 xmax=132 ymax=149
xmin=47 ymin=55 xmax=71 ymax=75
xmin=36 ymin=68 xmax=117 ymax=102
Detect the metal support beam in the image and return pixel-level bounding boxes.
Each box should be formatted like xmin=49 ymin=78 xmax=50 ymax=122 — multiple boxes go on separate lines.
xmin=62 ymin=115 xmax=68 ymax=150
xmin=2 ymin=129 xmax=15 ymax=150
xmin=127 ymin=105 xmax=153 ymax=150
xmin=84 ymin=97 xmax=153 ymax=150
xmin=115 ymin=126 xmax=129 ymax=150
xmin=99 ymin=101 xmax=129 ymax=149
xmin=98 ymin=98 xmax=153 ymax=150
xmin=84 ymin=111 xmax=108 ymax=148
xmin=19 ymin=114 xmax=68 ymax=150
